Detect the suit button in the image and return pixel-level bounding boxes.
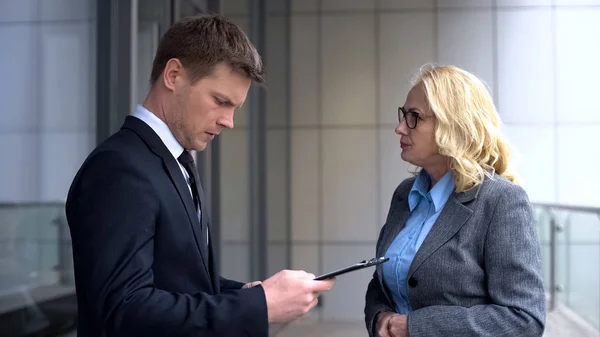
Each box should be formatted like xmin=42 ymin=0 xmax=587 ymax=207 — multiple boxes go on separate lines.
xmin=408 ymin=277 xmax=418 ymax=288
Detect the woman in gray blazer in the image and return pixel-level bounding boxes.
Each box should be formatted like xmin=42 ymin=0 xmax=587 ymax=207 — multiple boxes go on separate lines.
xmin=364 ymin=65 xmax=545 ymax=337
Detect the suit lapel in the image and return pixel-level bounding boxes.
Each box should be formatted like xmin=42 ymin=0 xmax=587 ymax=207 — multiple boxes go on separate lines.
xmin=164 ymin=157 xmax=212 ymax=282
xmin=122 ymin=117 xmax=213 ymax=286
xmin=196 ymin=178 xmax=210 ymax=249
xmin=207 ymin=224 xmax=219 ymax=292
xmin=407 ymin=185 xmax=480 ymax=277
xmin=186 ymin=164 xmax=212 ymax=279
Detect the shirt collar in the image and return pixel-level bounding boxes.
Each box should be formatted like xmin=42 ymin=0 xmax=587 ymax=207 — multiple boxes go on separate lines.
xmin=132 ymin=104 xmax=184 ymax=160
xmin=408 ymin=170 xmax=456 ymax=212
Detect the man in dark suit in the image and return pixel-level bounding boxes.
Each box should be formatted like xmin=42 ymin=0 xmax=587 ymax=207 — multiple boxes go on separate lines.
xmin=66 ymin=14 xmax=335 ymax=337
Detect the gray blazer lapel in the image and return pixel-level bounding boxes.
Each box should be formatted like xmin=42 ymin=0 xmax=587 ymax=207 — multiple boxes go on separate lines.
xmin=376 ymin=183 xmax=413 ymax=293
xmin=377 ymin=210 xmax=411 ymax=286
xmin=377 ymin=177 xmax=416 ymax=259
xmin=407 ymin=184 xmax=481 ymax=277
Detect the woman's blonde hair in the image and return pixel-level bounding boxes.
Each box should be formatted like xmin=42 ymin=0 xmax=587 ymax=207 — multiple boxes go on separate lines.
xmin=413 ymin=64 xmax=518 ymax=192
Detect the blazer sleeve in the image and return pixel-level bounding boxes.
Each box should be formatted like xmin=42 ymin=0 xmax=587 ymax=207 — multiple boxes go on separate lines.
xmin=220 ymin=277 xmax=245 ymax=291
xmin=66 ymin=151 xmax=268 ymax=337
xmin=364 ymin=204 xmax=399 ymax=335
xmin=364 ymin=269 xmax=395 ymax=337
xmin=406 ymin=183 xmax=546 ymax=337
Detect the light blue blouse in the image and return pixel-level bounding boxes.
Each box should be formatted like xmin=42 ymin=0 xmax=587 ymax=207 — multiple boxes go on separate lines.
xmin=382 ymin=170 xmax=455 ymax=313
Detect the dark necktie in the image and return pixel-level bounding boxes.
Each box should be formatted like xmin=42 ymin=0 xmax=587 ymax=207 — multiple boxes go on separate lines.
xmin=177 ymin=151 xmax=209 ymax=256
xmin=177 ymin=150 xmax=201 ymax=213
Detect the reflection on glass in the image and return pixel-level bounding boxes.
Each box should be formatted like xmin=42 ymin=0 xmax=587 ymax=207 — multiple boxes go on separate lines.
xmin=0 ymin=203 xmax=75 ymax=334
xmin=534 ymin=205 xmax=600 ymax=330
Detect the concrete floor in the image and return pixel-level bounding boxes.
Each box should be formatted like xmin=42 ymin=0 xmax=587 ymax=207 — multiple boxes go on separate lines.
xmin=273 ymin=309 xmax=599 ymax=337
xmin=60 ymin=307 xmax=598 ymax=337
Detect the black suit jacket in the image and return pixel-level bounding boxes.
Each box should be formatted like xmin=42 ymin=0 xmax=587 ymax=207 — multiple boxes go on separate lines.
xmin=66 ymin=116 xmax=268 ymax=337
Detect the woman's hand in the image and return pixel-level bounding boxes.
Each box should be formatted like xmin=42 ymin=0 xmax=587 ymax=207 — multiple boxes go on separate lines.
xmin=377 ymin=312 xmax=408 ymax=337
xmin=388 ymin=314 xmax=408 ymax=337
xmin=376 ymin=312 xmax=395 ymax=337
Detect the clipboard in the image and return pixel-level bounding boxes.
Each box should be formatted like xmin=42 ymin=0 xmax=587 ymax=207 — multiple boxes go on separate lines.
xmin=314 ymin=257 xmax=390 ymax=280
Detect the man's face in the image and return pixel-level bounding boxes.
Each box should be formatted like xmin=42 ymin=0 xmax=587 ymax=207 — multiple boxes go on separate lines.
xmin=167 ymin=62 xmax=251 ymax=151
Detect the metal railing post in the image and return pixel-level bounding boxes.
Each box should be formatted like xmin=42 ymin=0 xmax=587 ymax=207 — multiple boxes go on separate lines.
xmin=549 ymin=212 xmax=557 ymax=311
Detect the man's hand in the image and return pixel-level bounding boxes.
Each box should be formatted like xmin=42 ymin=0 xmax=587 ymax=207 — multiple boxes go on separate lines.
xmin=261 ymin=270 xmax=336 ymax=323
xmin=388 ymin=314 xmax=408 ymax=337
xmin=242 ymin=281 xmax=262 ymax=288
xmin=376 ymin=312 xmax=395 ymax=337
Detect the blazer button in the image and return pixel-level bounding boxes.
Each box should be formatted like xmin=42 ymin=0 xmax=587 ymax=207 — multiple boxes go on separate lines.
xmin=408 ymin=277 xmax=418 ymax=288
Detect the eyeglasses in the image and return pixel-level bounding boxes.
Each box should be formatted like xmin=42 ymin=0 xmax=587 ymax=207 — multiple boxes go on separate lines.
xmin=398 ymin=106 xmax=420 ymax=129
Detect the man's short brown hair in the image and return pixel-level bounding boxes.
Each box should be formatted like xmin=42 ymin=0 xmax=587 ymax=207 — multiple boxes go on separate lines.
xmin=150 ymin=14 xmax=265 ymax=86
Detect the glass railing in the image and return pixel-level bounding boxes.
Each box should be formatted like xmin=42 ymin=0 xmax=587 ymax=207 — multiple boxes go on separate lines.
xmin=533 ymin=203 xmax=600 ymax=331
xmin=0 ymin=202 xmax=75 ymax=336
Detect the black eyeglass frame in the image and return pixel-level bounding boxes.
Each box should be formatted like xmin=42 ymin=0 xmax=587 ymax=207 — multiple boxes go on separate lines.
xmin=398 ymin=106 xmax=421 ymax=129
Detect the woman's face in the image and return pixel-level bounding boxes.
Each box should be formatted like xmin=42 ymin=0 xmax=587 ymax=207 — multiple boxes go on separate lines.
xmin=396 ymin=83 xmax=446 ymax=172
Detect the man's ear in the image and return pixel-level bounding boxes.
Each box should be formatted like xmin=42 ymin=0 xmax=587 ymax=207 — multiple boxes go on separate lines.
xmin=162 ymin=58 xmax=184 ymax=91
